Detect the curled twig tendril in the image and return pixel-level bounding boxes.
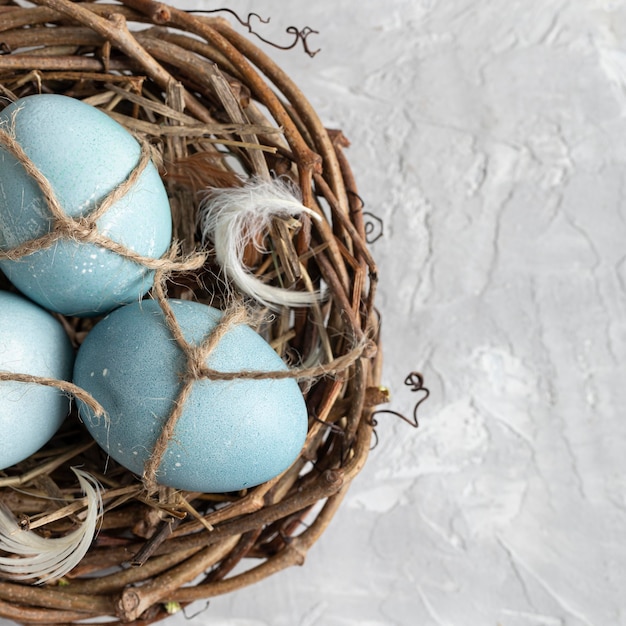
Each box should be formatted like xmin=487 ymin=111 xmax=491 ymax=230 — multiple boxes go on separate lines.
xmin=312 ymin=411 xmax=345 ymax=437
xmin=188 ymin=9 xmax=321 ymax=57
xmin=363 ymin=211 xmax=384 ymax=244
xmin=346 ymin=190 xmax=384 ymax=244
xmin=371 ymin=371 xmax=429 ymax=436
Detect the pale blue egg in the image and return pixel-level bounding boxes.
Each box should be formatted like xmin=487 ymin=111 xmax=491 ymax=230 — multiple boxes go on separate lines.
xmin=73 ymin=299 xmax=309 ymax=493
xmin=0 ymin=290 xmax=74 ymax=470
xmin=0 ymin=94 xmax=172 ymax=317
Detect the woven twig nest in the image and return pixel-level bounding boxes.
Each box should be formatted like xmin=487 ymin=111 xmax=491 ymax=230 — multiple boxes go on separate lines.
xmin=0 ymin=0 xmax=383 ymax=623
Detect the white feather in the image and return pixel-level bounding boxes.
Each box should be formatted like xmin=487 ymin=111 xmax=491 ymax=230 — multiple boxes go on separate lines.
xmin=199 ymin=177 xmax=322 ymax=310
xmin=0 ymin=468 xmax=102 ymax=584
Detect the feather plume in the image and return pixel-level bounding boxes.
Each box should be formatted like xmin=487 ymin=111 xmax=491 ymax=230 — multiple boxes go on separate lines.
xmin=199 ymin=176 xmax=322 ymax=309
xmin=0 ymin=468 xmax=102 ymax=584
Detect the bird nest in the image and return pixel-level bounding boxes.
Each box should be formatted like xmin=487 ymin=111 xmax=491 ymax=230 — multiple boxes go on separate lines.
xmin=0 ymin=0 xmax=384 ymax=623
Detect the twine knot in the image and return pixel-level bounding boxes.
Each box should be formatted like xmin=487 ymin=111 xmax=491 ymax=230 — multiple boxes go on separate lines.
xmin=185 ymin=346 xmax=210 ymax=381
xmin=55 ymin=215 xmax=98 ymax=242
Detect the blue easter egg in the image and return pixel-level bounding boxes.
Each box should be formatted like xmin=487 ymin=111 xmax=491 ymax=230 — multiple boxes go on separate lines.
xmin=73 ymin=299 xmax=308 ymax=492
xmin=0 ymin=94 xmax=172 ymax=317
xmin=0 ymin=290 xmax=74 ymax=470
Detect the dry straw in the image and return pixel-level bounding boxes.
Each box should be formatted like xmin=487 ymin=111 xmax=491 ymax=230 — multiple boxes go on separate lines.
xmin=0 ymin=0 xmax=384 ymax=623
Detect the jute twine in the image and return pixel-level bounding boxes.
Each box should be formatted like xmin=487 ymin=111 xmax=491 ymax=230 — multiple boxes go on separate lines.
xmin=0 ymin=124 xmax=205 ymax=272
xmin=0 ymin=371 xmax=105 ymax=417
xmin=143 ymin=270 xmax=373 ymax=492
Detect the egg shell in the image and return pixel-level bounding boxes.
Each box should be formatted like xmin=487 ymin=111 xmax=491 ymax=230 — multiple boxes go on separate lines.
xmin=73 ymin=299 xmax=309 ymax=493
xmin=0 ymin=94 xmax=172 ymax=317
xmin=0 ymin=290 xmax=74 ymax=470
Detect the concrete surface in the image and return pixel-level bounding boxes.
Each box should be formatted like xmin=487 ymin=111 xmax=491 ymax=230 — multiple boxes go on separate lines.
xmin=4 ymin=0 xmax=626 ymax=624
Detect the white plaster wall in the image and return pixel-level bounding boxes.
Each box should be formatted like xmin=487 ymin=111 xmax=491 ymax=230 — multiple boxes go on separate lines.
xmin=4 ymin=1 xmax=626 ymax=624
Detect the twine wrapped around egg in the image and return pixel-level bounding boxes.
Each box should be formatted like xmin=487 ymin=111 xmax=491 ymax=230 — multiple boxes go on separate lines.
xmin=0 ymin=0 xmax=384 ymax=623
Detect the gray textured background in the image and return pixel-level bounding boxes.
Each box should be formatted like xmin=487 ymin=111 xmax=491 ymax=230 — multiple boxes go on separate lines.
xmin=3 ymin=1 xmax=626 ymax=624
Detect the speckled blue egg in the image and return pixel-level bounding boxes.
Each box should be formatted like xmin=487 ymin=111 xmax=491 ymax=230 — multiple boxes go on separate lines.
xmin=0 ymin=290 xmax=74 ymax=470
xmin=73 ymin=299 xmax=309 ymax=492
xmin=0 ymin=94 xmax=172 ymax=317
